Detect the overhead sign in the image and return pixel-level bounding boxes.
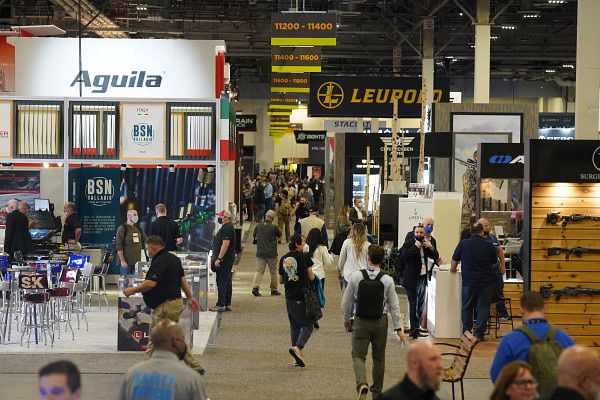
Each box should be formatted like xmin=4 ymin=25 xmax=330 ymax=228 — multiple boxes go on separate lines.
xmin=271 ymin=47 xmax=321 ymax=73
xmin=323 ymin=119 xmax=388 ymax=133
xmin=270 ymin=73 xmax=310 ymax=93
xmin=11 ymin=38 xmax=224 ymax=98
xmin=236 ymin=115 xmax=257 ymax=132
xmin=270 ymin=94 xmax=299 ymax=110
xmin=528 ymin=139 xmax=600 ymax=183
xmin=308 ymin=75 xmax=449 ymax=118
xmin=294 ymin=130 xmax=326 ymax=143
xmin=344 ymin=132 xmax=453 ymax=158
xmin=271 ymin=12 xmax=337 ymax=46
xmin=0 ymin=101 xmax=11 ymax=158
xmin=308 ymin=141 xmax=326 ymax=164
xmin=479 ymin=143 xmax=524 ymax=179
xmin=121 ymin=103 xmax=166 ymax=160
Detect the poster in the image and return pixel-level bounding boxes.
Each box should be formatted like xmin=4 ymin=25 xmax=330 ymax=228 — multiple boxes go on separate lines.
xmin=69 ymin=168 xmax=120 ymax=246
xmin=0 ymin=171 xmax=40 ymax=226
xmin=397 ymin=198 xmax=434 ymax=245
xmin=121 ymin=103 xmax=166 ymax=160
xmin=0 ymin=101 xmax=11 ymax=157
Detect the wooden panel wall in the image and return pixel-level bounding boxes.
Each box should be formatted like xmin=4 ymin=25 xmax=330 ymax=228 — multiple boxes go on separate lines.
xmin=530 ymin=183 xmax=600 ymax=348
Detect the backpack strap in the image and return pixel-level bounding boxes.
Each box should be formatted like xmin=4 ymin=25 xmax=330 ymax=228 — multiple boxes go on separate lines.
xmin=361 ymin=270 xmax=369 ymax=280
xmin=515 ymin=325 xmax=540 ymax=344
xmin=546 ymin=325 xmax=558 ymax=342
xmin=375 ymin=271 xmax=385 ymax=281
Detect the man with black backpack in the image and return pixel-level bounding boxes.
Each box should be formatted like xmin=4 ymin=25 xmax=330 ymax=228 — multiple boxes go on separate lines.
xmin=341 ymin=244 xmax=406 ymax=400
xmin=490 ymin=291 xmax=575 ymax=397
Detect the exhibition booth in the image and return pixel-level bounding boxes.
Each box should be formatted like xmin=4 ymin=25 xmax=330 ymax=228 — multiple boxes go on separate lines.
xmin=0 ymin=37 xmax=232 ymax=367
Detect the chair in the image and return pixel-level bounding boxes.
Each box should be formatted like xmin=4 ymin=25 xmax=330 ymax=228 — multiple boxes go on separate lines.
xmin=18 ymin=274 xmax=54 ymax=348
xmin=87 ymin=250 xmax=112 ymax=310
xmin=488 ymin=295 xmax=515 ymax=338
xmin=435 ymin=330 xmax=479 ymax=400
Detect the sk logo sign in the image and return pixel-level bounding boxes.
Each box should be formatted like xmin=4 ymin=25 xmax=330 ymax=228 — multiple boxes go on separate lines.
xmin=317 ymin=82 xmax=344 ymax=109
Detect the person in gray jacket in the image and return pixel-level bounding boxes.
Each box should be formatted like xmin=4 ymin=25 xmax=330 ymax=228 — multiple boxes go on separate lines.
xmin=252 ymin=210 xmax=282 ymax=297
xmin=118 ymin=319 xmax=208 ymax=400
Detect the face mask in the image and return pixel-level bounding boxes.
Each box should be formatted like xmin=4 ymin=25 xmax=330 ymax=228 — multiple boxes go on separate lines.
xmin=131 ymin=215 xmax=139 ymax=224
xmin=424 ymin=225 xmax=433 ymax=235
xmin=217 ymin=217 xmax=223 ymax=224
xmin=415 ymin=236 xmax=424 ymax=242
xmin=64 ymin=211 xmax=69 ymax=216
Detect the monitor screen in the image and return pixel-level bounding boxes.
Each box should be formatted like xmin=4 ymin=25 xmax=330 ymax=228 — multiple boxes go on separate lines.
xmin=34 ymin=198 xmax=50 ymax=211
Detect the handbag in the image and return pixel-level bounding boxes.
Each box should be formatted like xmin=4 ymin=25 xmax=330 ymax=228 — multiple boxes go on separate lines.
xmin=303 ymin=257 xmax=323 ymax=321
xmin=330 ymin=233 xmax=346 ymax=255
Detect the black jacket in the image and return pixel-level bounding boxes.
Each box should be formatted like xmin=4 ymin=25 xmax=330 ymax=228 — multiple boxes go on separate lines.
xmin=397 ymin=235 xmax=439 ymax=289
xmin=349 ymin=206 xmax=365 ymax=224
xmin=4 ymin=210 xmax=32 ymax=256
xmin=381 ymin=375 xmax=440 ymax=400
xmin=538 ymin=387 xmax=586 ymax=400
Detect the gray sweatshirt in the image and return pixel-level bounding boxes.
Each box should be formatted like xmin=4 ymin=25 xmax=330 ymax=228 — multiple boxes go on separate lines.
xmin=117 ymin=350 xmax=208 ymax=400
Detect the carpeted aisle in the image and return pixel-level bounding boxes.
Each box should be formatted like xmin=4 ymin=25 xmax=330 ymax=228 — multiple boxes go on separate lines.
xmin=200 ymin=224 xmax=408 ymax=399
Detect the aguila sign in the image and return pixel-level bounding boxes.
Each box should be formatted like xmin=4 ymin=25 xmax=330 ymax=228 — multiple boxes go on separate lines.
xmin=70 ymin=71 xmax=162 ymax=94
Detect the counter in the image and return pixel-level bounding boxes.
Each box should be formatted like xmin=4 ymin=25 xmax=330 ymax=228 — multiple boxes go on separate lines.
xmin=427 ymin=266 xmax=463 ymax=339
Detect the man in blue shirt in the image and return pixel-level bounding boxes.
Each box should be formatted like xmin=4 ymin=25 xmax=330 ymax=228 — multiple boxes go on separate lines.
xmin=490 ymin=291 xmax=575 ymax=382
xmin=451 ymin=223 xmax=497 ymax=341
xmin=478 ymin=218 xmax=508 ymax=319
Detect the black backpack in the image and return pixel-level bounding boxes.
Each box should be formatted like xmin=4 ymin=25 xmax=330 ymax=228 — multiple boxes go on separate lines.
xmin=355 ymin=270 xmax=385 ymax=319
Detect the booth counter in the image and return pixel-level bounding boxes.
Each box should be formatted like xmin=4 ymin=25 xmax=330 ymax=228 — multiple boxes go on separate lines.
xmin=427 ymin=265 xmax=462 ymax=339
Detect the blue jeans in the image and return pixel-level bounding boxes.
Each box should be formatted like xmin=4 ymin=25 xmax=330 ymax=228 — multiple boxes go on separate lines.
xmin=493 ymin=267 xmax=508 ymax=318
xmin=461 ymin=285 xmax=493 ymax=339
xmin=405 ymin=274 xmax=427 ymax=333
xmin=215 ymin=263 xmax=233 ymax=307
xmin=285 ymin=299 xmax=314 ymax=349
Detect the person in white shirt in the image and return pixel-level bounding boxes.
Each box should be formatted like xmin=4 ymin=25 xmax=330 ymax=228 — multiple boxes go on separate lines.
xmin=341 ymin=244 xmax=405 ymax=400
xmin=338 ymin=223 xmax=370 ymax=286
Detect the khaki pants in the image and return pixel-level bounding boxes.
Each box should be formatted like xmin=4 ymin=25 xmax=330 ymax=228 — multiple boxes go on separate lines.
xmin=277 ymin=215 xmax=291 ymax=241
xmin=252 ymin=257 xmax=278 ymax=291
xmin=352 ymin=316 xmax=388 ymax=396
xmin=146 ymin=298 xmax=205 ymax=373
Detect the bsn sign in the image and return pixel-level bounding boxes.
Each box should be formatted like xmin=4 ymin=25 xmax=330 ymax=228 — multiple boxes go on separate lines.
xmin=86 ymin=177 xmax=114 ymax=206
xmin=132 ymin=124 xmax=154 ymax=145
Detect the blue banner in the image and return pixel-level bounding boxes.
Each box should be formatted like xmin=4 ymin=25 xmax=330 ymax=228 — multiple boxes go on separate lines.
xmin=69 ymin=168 xmax=120 ymax=246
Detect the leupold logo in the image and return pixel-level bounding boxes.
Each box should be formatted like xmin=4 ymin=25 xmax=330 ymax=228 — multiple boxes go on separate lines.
xmin=592 ymin=147 xmax=600 ymax=171
xmin=86 ymin=177 xmax=114 ymax=207
xmin=317 ymin=82 xmax=344 ymax=109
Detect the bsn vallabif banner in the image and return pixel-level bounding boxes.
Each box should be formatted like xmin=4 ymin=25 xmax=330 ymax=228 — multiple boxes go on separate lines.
xmin=308 ymin=75 xmax=449 ymax=118
xmin=69 ymin=167 xmax=120 ymax=246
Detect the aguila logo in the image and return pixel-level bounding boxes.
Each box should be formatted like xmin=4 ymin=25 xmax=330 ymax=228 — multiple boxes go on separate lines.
xmin=317 ymin=82 xmax=344 ymax=109
xmin=70 ymin=70 xmax=163 ymax=94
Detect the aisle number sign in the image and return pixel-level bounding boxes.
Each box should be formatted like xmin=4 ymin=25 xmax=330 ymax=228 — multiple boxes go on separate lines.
xmin=271 ymin=47 xmax=322 ymax=73
xmin=272 ymin=12 xmax=337 ymax=46
xmin=271 ymin=73 xmax=310 ymax=93
xmin=269 ymin=94 xmax=300 ymax=110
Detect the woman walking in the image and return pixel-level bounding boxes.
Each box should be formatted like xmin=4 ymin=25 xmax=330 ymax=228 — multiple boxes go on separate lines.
xmin=279 ymin=234 xmax=315 ymax=367
xmin=338 ymin=223 xmax=370 ymax=286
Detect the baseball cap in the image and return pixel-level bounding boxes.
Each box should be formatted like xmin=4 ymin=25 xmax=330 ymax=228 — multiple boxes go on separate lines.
xmin=216 ymin=210 xmax=232 ymax=218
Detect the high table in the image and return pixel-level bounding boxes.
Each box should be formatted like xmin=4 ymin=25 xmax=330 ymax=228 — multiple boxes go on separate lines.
xmin=427 ymin=266 xmax=463 ymax=339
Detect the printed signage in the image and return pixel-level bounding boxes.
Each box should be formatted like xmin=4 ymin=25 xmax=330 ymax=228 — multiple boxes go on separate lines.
xmin=344 ymin=132 xmax=453 ymax=158
xmin=85 ymin=177 xmax=115 ymax=206
xmin=236 ymin=115 xmax=257 ymax=132
xmin=271 ymin=12 xmax=337 ymax=46
xmin=0 ymin=101 xmax=11 ymax=158
xmin=294 ymin=130 xmax=326 ymax=143
xmin=538 ymin=113 xmax=575 ymax=140
xmin=121 ymin=103 xmax=165 ymax=160
xmin=308 ymin=141 xmax=326 ymax=164
xmin=12 ymin=38 xmax=224 ymax=98
xmin=270 ymin=94 xmax=300 ymax=109
xmin=271 ymin=47 xmax=322 ymax=73
xmin=323 ymin=120 xmax=387 ymax=133
xmin=271 ymin=73 xmax=310 ymax=93
xmin=528 ymin=139 xmax=600 ymax=183
xmin=309 ymin=75 xmax=450 ymax=118
xmin=479 ymin=143 xmax=524 ymax=179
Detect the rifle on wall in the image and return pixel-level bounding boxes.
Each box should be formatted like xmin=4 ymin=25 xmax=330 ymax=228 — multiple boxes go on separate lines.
xmin=540 ymin=284 xmax=600 ymax=301
xmin=547 ymin=246 xmax=600 ymax=259
xmin=546 ymin=212 xmax=600 ymax=227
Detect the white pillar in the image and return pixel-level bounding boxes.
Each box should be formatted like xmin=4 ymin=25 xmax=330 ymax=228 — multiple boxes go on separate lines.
xmin=575 ymin=0 xmax=600 ymax=139
xmin=474 ymin=0 xmax=490 ymax=104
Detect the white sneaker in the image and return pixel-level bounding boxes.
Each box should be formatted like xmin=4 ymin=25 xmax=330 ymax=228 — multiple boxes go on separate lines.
xmin=289 ymin=346 xmax=305 ymax=367
xmin=357 ymin=384 xmax=369 ymax=400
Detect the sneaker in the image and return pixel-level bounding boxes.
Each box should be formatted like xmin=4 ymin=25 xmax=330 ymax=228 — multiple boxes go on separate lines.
xmin=288 ymin=346 xmax=305 ymax=367
xmin=225 ymin=305 xmax=232 ymax=312
xmin=357 ymin=384 xmax=369 ymax=400
xmin=313 ymin=321 xmax=320 ymax=329
xmin=209 ymin=306 xmax=226 ymax=312
xmin=252 ymin=288 xmax=261 ymax=297
xmin=271 ymin=290 xmax=281 ymax=296
xmin=500 ymin=316 xmax=511 ymax=321
xmin=419 ymin=327 xmax=429 ymax=334
xmin=292 ymin=361 xmax=300 ymax=367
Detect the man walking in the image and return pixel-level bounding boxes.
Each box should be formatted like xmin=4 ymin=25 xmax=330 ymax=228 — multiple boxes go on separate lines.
xmin=62 ymin=202 xmax=83 ymax=249
xmin=252 ymin=210 xmax=282 ymax=297
xmin=149 ymin=203 xmax=183 ymax=251
xmin=299 ymin=205 xmax=328 ymax=245
xmin=116 ymin=209 xmax=147 ymax=282
xmin=123 ymin=236 xmax=204 ymax=374
xmin=118 ymin=320 xmax=208 ymax=400
xmin=341 ymin=244 xmax=405 ymax=400
xmin=277 ymin=190 xmax=292 ymax=243
xmin=541 ymin=345 xmax=600 ymax=400
xmin=291 ymin=195 xmax=310 ymax=234
xmin=399 ymin=224 xmax=439 ymax=339
xmin=210 ymin=210 xmax=236 ymax=312
xmin=478 ymin=218 xmax=509 ymax=320
xmin=450 ymin=223 xmax=497 ymax=341
xmin=349 ymin=198 xmax=366 ymax=225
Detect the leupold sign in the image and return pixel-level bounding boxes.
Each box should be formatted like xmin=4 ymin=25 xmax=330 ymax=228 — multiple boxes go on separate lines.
xmin=308 ymin=75 xmax=449 ymax=118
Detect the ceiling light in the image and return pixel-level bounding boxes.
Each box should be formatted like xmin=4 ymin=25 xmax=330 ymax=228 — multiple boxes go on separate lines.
xmin=548 ymin=0 xmax=565 ymax=4
xmin=490 ymin=36 xmax=499 ymax=40
xmin=562 ymin=64 xmax=574 ymax=69
xmin=545 ymin=69 xmax=556 ymax=73
xmin=522 ymin=13 xmax=540 ymax=18
xmin=459 ymin=12 xmax=463 ymax=16
xmin=501 ymin=25 xmax=516 ymax=30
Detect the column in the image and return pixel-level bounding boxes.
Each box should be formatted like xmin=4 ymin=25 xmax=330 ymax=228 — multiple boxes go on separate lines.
xmin=575 ymin=0 xmax=600 ymax=139
xmin=474 ymin=0 xmax=490 ymax=104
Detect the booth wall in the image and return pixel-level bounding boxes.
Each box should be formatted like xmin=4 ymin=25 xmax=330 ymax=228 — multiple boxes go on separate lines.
xmin=41 ymin=168 xmax=65 ymax=212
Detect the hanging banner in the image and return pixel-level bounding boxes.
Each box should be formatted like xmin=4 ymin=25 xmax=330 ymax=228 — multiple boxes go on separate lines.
xmin=70 ymin=167 xmax=120 ymax=246
xmin=235 ymin=115 xmax=257 ymax=132
xmin=479 ymin=143 xmax=524 ymax=179
xmin=271 ymin=12 xmax=337 ymax=46
xmin=271 ymin=73 xmax=310 ymax=93
xmin=0 ymin=101 xmax=11 ymax=157
xmin=271 ymin=47 xmax=322 ymax=73
xmin=308 ymin=141 xmax=326 ymax=164
xmin=527 ymin=139 xmax=600 ymax=183
xmin=121 ymin=103 xmax=166 ymax=160
xmin=308 ymin=75 xmax=450 ymax=118
xmin=294 ymin=130 xmax=326 ymax=143
xmin=344 ymin=132 xmax=453 ymax=158
xmin=323 ymin=119 xmax=388 ymax=133
xmin=538 ymin=113 xmax=575 ymax=140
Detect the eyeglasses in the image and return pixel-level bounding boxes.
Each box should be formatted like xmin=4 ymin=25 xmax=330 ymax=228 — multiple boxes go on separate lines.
xmin=512 ymin=379 xmax=538 ymax=387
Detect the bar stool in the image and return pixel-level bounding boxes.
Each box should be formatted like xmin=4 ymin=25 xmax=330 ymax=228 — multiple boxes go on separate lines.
xmin=488 ymin=296 xmax=515 ymax=338
xmin=19 ymin=283 xmax=54 ymax=348
xmin=88 ymin=251 xmax=111 ymax=310
xmin=49 ymin=286 xmax=74 ymax=340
